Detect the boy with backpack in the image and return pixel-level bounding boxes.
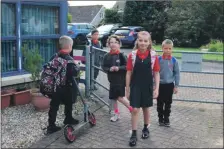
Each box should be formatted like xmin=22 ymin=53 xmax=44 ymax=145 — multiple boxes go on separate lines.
xmin=157 ymin=39 xmax=180 ymax=127
xmin=40 ymin=35 xmax=81 ymax=134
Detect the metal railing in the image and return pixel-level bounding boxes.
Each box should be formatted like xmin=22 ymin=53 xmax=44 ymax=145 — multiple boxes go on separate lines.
xmin=76 ymin=46 xmax=223 ymax=105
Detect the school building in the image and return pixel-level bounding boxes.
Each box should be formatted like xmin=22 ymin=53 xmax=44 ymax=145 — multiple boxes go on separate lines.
xmin=1 ymin=0 xmax=68 ymax=87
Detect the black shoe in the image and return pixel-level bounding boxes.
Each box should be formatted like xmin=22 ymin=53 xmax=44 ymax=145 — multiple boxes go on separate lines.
xmin=129 ymin=136 xmax=137 ymax=147
xmin=141 ymin=128 xmax=150 ymax=139
xmin=46 ymin=125 xmax=61 ymax=134
xmin=63 ymin=117 xmax=79 ymax=125
xmin=158 ymin=118 xmax=164 ymax=126
xmin=164 ymin=117 xmax=170 ymax=127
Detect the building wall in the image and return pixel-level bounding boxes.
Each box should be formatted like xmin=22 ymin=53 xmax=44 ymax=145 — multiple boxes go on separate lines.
xmin=1 ymin=0 xmax=68 ymax=78
xmin=90 ymin=7 xmax=105 ymax=27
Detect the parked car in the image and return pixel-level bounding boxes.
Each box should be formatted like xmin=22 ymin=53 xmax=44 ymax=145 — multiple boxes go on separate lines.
xmin=113 ymin=26 xmax=145 ymax=47
xmin=67 ymin=23 xmax=96 ymax=45
xmin=87 ymin=23 xmax=123 ymax=47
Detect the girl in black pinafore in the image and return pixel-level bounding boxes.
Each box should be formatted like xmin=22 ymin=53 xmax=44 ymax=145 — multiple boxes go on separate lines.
xmin=126 ymin=31 xmax=160 ymax=147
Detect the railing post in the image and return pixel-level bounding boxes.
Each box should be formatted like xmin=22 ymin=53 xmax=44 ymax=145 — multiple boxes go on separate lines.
xmin=85 ymin=45 xmax=91 ymax=97
xmin=90 ymin=46 xmax=95 ymax=90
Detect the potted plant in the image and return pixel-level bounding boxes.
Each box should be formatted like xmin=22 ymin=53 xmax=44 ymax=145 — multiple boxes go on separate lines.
xmin=13 ymin=86 xmax=31 ymax=106
xmin=1 ymin=89 xmax=14 ymax=109
xmin=21 ymin=44 xmax=50 ymax=111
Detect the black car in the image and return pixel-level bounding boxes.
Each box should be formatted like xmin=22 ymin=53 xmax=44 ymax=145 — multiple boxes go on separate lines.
xmin=87 ymin=23 xmax=123 ymax=47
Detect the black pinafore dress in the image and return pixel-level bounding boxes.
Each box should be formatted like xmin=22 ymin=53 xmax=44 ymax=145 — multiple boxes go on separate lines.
xmin=130 ymin=53 xmax=153 ymax=108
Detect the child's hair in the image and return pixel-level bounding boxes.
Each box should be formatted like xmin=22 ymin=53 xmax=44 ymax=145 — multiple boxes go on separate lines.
xmin=107 ymin=35 xmax=122 ymax=47
xmin=91 ymin=29 xmax=99 ymax=35
xmin=59 ymin=35 xmax=73 ymax=49
xmin=162 ymin=39 xmax=174 ymax=47
xmin=133 ymin=31 xmax=152 ymax=50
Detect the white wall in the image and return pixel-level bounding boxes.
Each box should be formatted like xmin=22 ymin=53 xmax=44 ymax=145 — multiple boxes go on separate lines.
xmin=90 ymin=7 xmax=105 ymax=27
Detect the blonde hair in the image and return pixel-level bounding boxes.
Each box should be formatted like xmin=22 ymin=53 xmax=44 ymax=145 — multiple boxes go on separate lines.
xmin=59 ymin=35 xmax=73 ymax=49
xmin=133 ymin=31 xmax=152 ymax=50
xmin=162 ymin=39 xmax=174 ymax=47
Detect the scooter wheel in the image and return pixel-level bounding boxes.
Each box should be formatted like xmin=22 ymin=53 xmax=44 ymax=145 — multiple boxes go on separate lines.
xmin=64 ymin=125 xmax=76 ymax=143
xmin=88 ymin=113 xmax=96 ymax=126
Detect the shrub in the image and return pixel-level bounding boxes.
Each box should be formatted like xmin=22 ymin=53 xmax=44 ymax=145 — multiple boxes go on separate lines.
xmin=201 ymin=40 xmax=223 ymax=52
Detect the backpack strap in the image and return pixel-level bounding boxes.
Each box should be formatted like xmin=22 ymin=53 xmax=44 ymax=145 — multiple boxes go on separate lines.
xmin=150 ymin=50 xmax=157 ymax=70
xmin=131 ymin=50 xmax=137 ymax=68
xmin=158 ymin=55 xmax=162 ymax=62
xmin=171 ymin=56 xmax=176 ymax=64
xmin=119 ymin=52 xmax=127 ymax=66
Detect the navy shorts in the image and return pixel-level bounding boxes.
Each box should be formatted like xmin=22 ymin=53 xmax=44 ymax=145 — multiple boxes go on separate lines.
xmin=109 ymin=84 xmax=125 ymax=100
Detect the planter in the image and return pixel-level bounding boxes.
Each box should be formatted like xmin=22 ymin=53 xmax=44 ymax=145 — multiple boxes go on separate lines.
xmin=1 ymin=92 xmax=12 ymax=109
xmin=12 ymin=90 xmax=31 ymax=106
xmin=31 ymin=90 xmax=50 ymax=112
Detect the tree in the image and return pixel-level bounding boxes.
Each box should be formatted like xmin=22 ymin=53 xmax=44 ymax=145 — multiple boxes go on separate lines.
xmin=103 ymin=9 xmax=122 ymax=24
xmin=164 ymin=1 xmax=224 ymax=47
xmin=68 ymin=13 xmax=72 ymax=23
xmin=123 ymin=1 xmax=171 ymax=43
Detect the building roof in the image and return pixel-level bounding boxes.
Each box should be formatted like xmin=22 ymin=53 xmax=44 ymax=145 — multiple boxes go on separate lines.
xmin=69 ymin=5 xmax=103 ymax=23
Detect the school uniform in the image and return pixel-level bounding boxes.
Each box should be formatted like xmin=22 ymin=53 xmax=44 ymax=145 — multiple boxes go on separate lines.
xmin=82 ymin=39 xmax=103 ymax=80
xmin=47 ymin=50 xmax=80 ymax=133
xmin=102 ymin=50 xmax=127 ymax=100
xmin=157 ymin=55 xmax=180 ymax=124
xmin=126 ymin=50 xmax=160 ymax=108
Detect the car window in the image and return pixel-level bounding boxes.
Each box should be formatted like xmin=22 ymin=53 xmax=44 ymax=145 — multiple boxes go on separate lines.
xmin=80 ymin=25 xmax=87 ymax=29
xmin=114 ymin=29 xmax=130 ymax=34
xmin=97 ymin=25 xmax=114 ymax=32
xmin=88 ymin=24 xmax=94 ymax=29
xmin=76 ymin=25 xmax=81 ymax=29
xmin=67 ymin=25 xmax=73 ymax=30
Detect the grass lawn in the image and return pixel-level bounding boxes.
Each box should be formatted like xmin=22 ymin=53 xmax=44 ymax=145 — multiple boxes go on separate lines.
xmin=153 ymin=45 xmax=223 ymax=62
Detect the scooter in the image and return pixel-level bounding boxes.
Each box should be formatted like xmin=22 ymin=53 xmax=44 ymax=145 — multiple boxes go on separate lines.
xmin=64 ymin=77 xmax=96 ymax=143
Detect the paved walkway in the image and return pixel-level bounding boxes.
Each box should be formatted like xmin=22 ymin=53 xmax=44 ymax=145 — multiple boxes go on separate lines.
xmin=30 ymin=98 xmax=223 ymax=148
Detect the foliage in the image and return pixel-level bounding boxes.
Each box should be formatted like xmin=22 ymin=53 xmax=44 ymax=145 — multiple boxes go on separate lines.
xmin=68 ymin=13 xmax=72 ymax=23
xmin=164 ymin=1 xmax=224 ymax=47
xmin=123 ymin=1 xmax=171 ymax=43
xmin=103 ymin=9 xmax=122 ymax=24
xmin=201 ymin=40 xmax=224 ymax=52
xmin=122 ymin=1 xmax=224 ymax=47
xmin=22 ymin=44 xmax=43 ymax=88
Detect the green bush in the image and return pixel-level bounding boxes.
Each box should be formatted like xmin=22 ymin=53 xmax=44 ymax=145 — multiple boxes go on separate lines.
xmin=22 ymin=44 xmax=43 ymax=88
xmin=201 ymin=40 xmax=223 ymax=52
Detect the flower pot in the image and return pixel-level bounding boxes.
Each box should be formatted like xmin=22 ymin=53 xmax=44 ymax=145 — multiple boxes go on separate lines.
xmin=1 ymin=91 xmax=12 ymax=109
xmin=31 ymin=90 xmax=50 ymax=112
xmin=12 ymin=90 xmax=31 ymax=106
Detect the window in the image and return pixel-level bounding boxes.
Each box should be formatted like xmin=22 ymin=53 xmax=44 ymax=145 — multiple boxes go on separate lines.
xmin=67 ymin=24 xmax=73 ymax=31
xmin=80 ymin=24 xmax=88 ymax=29
xmin=21 ymin=5 xmax=59 ymax=35
xmin=88 ymin=24 xmax=95 ymax=30
xmin=97 ymin=24 xmax=114 ymax=32
xmin=22 ymin=39 xmax=58 ymax=66
xmin=115 ymin=29 xmax=130 ymax=35
xmin=1 ymin=41 xmax=17 ymax=72
xmin=1 ymin=3 xmax=16 ymax=37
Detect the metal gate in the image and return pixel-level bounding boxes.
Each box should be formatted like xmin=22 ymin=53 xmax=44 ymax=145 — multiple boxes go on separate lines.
xmin=75 ymin=46 xmax=223 ymax=106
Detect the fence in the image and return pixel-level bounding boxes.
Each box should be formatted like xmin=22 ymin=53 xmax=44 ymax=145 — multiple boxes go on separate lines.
xmin=74 ymin=46 xmax=223 ymax=107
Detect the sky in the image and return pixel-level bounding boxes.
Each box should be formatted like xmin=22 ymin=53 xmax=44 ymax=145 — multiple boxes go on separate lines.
xmin=68 ymin=1 xmax=117 ymax=9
